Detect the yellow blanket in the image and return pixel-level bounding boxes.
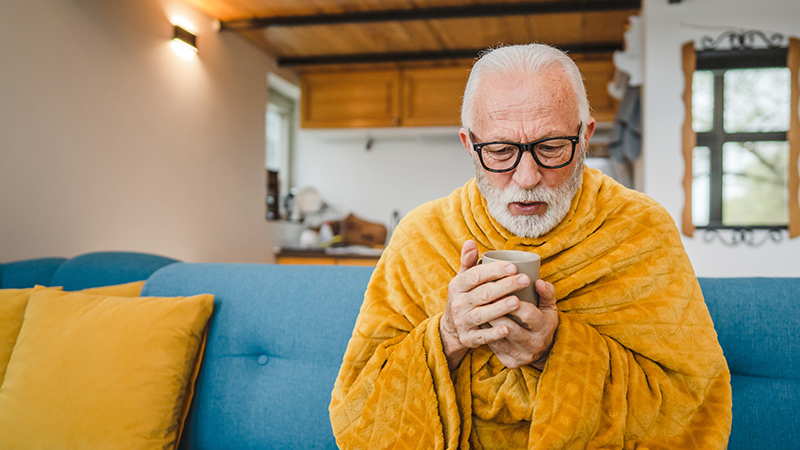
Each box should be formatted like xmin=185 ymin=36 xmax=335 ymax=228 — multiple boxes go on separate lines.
xmin=330 ymin=168 xmax=732 ymax=449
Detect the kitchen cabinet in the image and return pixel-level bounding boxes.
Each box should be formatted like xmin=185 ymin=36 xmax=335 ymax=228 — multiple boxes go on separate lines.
xmin=300 ymin=66 xmax=469 ymax=128
xmin=300 ymin=58 xmax=619 ymax=128
xmin=401 ymin=67 xmax=471 ymax=127
xmin=301 ymin=70 xmax=402 ymax=128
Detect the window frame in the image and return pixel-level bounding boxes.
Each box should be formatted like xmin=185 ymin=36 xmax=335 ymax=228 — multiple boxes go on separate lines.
xmin=681 ymin=37 xmax=800 ymax=239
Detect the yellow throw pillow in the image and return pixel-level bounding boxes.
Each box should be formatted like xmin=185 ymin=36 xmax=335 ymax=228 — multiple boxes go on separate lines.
xmin=0 ymin=282 xmax=145 ymax=388
xmin=80 ymin=280 xmax=145 ymax=296
xmin=0 ymin=288 xmax=214 ymax=450
xmin=0 ymin=288 xmax=37 ymax=387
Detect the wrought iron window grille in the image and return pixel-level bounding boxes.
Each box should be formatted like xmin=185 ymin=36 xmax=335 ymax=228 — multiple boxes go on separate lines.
xmin=699 ymin=30 xmax=784 ymax=51
xmin=691 ymin=30 xmax=790 ymax=245
xmin=699 ymin=227 xmax=786 ymax=247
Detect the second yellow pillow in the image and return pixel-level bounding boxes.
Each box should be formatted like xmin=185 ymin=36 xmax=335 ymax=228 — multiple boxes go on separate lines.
xmin=0 ymin=281 xmax=145 ymax=387
xmin=0 ymin=288 xmax=34 ymax=386
xmin=0 ymin=287 xmax=213 ymax=450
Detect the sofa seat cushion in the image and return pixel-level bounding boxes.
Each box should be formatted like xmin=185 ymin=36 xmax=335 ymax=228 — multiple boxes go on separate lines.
xmin=0 ymin=287 xmax=213 ymax=450
xmin=728 ymin=374 xmax=800 ymax=450
xmin=699 ymin=277 xmax=800 ymax=450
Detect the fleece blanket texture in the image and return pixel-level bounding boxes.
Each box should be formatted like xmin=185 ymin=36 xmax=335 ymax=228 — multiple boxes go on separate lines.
xmin=330 ymin=168 xmax=732 ymax=450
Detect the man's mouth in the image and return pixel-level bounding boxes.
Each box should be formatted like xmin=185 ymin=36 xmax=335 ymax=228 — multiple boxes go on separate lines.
xmin=509 ymin=201 xmax=546 ymax=216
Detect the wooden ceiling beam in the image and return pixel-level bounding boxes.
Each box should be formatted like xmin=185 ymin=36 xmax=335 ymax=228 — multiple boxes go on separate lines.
xmin=221 ymin=0 xmax=640 ymax=30
xmin=276 ymin=42 xmax=622 ymax=67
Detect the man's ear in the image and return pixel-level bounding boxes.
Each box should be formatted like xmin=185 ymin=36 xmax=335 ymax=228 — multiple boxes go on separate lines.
xmin=459 ymin=128 xmax=472 ymax=157
xmin=582 ymin=118 xmax=597 ymax=151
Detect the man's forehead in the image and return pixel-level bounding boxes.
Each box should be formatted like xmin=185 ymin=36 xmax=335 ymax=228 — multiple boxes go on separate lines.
xmin=471 ymin=71 xmax=578 ymax=136
xmin=480 ymin=71 xmax=572 ymax=104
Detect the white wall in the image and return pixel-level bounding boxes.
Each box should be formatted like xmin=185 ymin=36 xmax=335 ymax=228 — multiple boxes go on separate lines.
xmin=292 ymin=127 xmax=615 ymax=230
xmin=0 ymin=0 xmax=281 ymax=263
xmin=642 ymin=0 xmax=800 ymax=276
xmin=293 ymin=127 xmax=475 ymax=226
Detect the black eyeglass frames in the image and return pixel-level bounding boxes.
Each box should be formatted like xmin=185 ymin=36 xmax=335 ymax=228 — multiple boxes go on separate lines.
xmin=470 ymin=122 xmax=582 ymax=172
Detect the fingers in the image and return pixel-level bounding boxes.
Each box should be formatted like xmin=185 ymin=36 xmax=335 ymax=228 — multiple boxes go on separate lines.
xmin=442 ymin=296 xmax=519 ymax=359
xmin=452 ymin=261 xmax=524 ymax=297
xmin=461 ymin=322 xmax=510 ymax=348
xmin=486 ymin=312 xmax=552 ymax=369
xmin=490 ymin=281 xmax=556 ymax=334
xmin=487 ymin=339 xmax=529 ymax=370
xmin=458 ymin=240 xmax=479 ymax=274
xmin=464 ymin=296 xmax=520 ymax=329
xmin=535 ymin=280 xmax=557 ymax=311
xmin=486 ymin=280 xmax=559 ymax=368
xmin=456 ymin=241 xmax=531 ymax=300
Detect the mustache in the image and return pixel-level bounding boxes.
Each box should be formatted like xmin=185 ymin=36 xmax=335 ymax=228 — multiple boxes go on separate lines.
xmin=496 ymin=183 xmax=563 ymax=205
xmin=503 ymin=188 xmax=553 ymax=203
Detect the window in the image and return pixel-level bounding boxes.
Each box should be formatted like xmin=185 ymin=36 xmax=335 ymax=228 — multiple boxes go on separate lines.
xmin=692 ymin=56 xmax=790 ymax=228
xmin=681 ymin=33 xmax=800 ymax=242
xmin=265 ymin=84 xmax=297 ymax=221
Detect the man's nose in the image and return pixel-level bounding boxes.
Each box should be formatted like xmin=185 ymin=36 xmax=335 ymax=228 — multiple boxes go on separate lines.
xmin=512 ymin=151 xmax=542 ymax=189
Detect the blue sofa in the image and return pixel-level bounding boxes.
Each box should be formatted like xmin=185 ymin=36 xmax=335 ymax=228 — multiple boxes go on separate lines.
xmin=1 ymin=253 xmax=798 ymax=449
xmin=0 ymin=251 xmax=179 ymax=290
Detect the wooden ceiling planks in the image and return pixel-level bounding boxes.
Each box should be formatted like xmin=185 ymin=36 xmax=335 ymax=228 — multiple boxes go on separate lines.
xmin=186 ymin=0 xmax=588 ymax=21
xmin=181 ymin=0 xmax=634 ymax=124
xmin=242 ymin=13 xmax=635 ymax=56
xmin=181 ymin=0 xmax=639 ymax=70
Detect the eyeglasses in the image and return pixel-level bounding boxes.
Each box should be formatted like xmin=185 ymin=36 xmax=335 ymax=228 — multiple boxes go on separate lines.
xmin=470 ymin=122 xmax=582 ymax=172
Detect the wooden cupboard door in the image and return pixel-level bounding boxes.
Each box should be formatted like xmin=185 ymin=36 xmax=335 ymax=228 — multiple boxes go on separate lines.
xmin=402 ymin=66 xmax=470 ymax=127
xmin=301 ymin=70 xmax=401 ymax=128
xmin=574 ymin=58 xmax=619 ymax=123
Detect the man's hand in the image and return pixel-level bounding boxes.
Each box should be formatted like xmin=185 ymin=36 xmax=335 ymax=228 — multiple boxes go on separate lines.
xmin=486 ymin=279 xmax=557 ymax=370
xmin=439 ymin=240 xmax=558 ymax=372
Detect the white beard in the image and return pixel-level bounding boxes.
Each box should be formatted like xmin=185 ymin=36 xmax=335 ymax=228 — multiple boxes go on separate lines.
xmin=474 ymin=154 xmax=584 ymax=238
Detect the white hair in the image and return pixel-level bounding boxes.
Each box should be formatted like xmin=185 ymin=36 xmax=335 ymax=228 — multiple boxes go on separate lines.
xmin=460 ymin=43 xmax=591 ymax=146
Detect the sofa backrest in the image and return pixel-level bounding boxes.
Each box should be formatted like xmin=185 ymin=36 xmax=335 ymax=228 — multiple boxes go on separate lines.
xmin=49 ymin=251 xmax=179 ymax=290
xmin=1 ymin=252 xmax=179 ymax=290
xmin=699 ymin=277 xmax=800 ymax=450
xmin=0 ymin=257 xmax=67 ymax=289
xmin=142 ymin=262 xmax=373 ymax=450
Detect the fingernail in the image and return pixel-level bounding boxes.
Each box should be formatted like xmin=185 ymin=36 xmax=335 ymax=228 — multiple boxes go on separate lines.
xmin=518 ymin=275 xmax=529 ymax=285
xmin=504 ymin=264 xmax=516 ymax=274
xmin=506 ymin=298 xmax=517 ymax=307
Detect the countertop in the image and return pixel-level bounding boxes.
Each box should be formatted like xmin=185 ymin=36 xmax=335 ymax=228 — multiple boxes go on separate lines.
xmin=274 ymin=246 xmax=383 ymax=260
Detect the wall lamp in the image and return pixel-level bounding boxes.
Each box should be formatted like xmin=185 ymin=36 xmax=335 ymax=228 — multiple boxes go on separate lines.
xmin=171 ymin=23 xmax=197 ymax=60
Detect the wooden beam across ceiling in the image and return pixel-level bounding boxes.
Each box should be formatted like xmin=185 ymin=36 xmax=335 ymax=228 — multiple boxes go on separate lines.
xmin=220 ymin=0 xmax=641 ymax=30
xmin=277 ymin=42 xmax=623 ymax=67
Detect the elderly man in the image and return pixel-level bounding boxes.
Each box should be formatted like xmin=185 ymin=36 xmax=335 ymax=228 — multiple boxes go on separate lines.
xmin=330 ymin=43 xmax=732 ymax=449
